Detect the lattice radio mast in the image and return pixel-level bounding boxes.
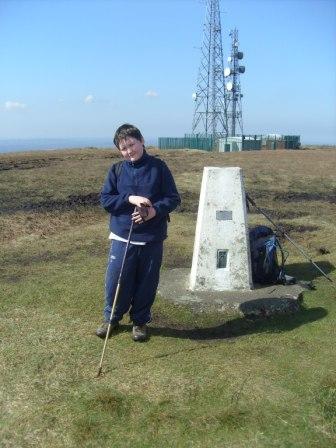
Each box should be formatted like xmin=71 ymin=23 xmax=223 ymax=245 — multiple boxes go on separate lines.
xmin=224 ymin=28 xmax=245 ymax=136
xmin=192 ymin=0 xmax=228 ymax=141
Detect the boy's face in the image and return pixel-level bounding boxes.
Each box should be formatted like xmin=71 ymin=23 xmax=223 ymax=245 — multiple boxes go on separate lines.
xmin=118 ymin=137 xmax=144 ymax=162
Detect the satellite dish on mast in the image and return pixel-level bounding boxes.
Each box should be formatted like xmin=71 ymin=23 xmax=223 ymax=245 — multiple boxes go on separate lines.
xmin=238 ymin=66 xmax=245 ymax=73
xmin=224 ymin=67 xmax=231 ymax=77
xmin=192 ymin=92 xmax=197 ymax=101
xmin=236 ymin=51 xmax=244 ymax=59
xmin=226 ymin=82 xmax=233 ymax=91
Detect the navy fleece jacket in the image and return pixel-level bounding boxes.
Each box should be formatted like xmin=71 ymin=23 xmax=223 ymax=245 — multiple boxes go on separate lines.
xmin=100 ymin=150 xmax=181 ymax=242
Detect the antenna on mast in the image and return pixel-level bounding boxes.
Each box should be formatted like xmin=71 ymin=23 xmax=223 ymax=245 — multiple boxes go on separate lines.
xmin=224 ymin=28 xmax=245 ymax=136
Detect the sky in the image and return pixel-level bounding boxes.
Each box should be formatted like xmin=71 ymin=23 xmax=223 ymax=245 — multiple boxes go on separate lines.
xmin=0 ymin=0 xmax=335 ymax=145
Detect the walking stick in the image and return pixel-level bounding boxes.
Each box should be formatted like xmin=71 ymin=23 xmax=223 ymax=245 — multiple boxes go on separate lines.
xmin=96 ymin=215 xmax=135 ymax=377
xmin=246 ymin=193 xmax=335 ymax=286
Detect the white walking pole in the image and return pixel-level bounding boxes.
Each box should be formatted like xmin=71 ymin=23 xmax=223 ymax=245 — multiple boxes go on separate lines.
xmin=96 ymin=216 xmax=135 ymax=377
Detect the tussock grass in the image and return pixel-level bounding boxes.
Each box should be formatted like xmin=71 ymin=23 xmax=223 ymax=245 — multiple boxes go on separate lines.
xmin=0 ymin=147 xmax=336 ymax=447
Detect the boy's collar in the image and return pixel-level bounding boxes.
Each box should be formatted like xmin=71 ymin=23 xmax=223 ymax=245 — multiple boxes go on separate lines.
xmin=126 ymin=148 xmax=148 ymax=166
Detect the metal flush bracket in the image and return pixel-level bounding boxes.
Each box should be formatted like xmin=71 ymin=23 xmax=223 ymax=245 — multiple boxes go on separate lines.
xmin=217 ymin=250 xmax=228 ymax=268
xmin=216 ymin=210 xmax=233 ymax=221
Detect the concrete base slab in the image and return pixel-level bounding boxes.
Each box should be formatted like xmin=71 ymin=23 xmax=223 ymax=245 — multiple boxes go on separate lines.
xmin=158 ymin=268 xmax=309 ymax=317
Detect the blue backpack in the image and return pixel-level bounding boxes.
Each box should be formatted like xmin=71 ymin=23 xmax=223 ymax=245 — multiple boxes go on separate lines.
xmin=249 ymin=226 xmax=286 ymax=285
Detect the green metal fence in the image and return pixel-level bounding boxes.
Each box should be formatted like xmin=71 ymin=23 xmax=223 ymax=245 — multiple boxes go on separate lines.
xmin=158 ymin=134 xmax=299 ymax=151
xmin=284 ymin=135 xmax=300 ymax=149
xmin=242 ymin=135 xmax=262 ymax=150
xmin=158 ymin=135 xmax=213 ymax=151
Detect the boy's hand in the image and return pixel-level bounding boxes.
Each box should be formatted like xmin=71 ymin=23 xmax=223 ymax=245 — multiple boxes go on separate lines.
xmin=132 ymin=205 xmax=157 ymax=224
xmin=128 ymin=195 xmax=152 ymax=208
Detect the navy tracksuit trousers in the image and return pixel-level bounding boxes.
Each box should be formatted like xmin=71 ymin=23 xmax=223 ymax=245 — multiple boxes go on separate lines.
xmin=104 ymin=239 xmax=163 ymax=326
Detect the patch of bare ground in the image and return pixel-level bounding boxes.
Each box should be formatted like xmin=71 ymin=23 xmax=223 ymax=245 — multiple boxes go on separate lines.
xmin=0 ymin=148 xmax=117 ymax=170
xmin=0 ymin=191 xmax=105 ymax=242
xmin=254 ymin=207 xmax=309 ymax=220
xmin=0 ymin=157 xmax=64 ymax=171
xmin=249 ymin=190 xmax=336 ymax=204
xmin=0 ymin=192 xmax=100 ymax=213
xmin=0 ymin=208 xmax=105 ymax=242
xmin=274 ymin=190 xmax=336 ymax=204
xmin=275 ymin=223 xmax=320 ymax=236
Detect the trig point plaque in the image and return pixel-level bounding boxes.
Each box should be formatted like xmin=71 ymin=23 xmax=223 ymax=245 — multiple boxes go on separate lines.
xmin=189 ymin=167 xmax=252 ymax=291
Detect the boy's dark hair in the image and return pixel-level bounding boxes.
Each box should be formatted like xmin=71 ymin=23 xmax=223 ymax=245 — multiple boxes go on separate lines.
xmin=113 ymin=123 xmax=144 ymax=149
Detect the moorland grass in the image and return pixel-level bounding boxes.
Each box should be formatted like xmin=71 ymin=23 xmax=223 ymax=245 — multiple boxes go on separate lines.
xmin=0 ymin=148 xmax=335 ymax=447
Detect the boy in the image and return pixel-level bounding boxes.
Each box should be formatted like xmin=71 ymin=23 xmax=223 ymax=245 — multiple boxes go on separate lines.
xmin=96 ymin=124 xmax=180 ymax=341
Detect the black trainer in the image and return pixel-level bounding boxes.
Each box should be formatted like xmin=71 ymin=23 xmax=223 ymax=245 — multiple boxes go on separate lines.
xmin=132 ymin=324 xmax=148 ymax=342
xmin=95 ymin=321 xmax=119 ymax=339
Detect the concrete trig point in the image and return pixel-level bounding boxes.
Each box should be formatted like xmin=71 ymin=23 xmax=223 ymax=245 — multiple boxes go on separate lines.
xmin=189 ymin=167 xmax=252 ymax=291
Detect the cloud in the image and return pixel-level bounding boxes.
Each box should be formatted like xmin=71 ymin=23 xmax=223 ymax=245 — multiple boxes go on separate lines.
xmin=84 ymin=94 xmax=94 ymax=104
xmin=5 ymin=101 xmax=27 ymax=110
xmin=145 ymin=90 xmax=158 ymax=97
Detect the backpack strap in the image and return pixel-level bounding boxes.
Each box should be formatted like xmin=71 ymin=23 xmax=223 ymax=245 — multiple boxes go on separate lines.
xmin=112 ymin=160 xmax=123 ymax=179
xmin=275 ymin=237 xmax=288 ymax=283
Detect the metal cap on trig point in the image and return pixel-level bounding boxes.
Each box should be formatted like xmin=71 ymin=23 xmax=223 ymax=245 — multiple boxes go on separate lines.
xmin=189 ymin=167 xmax=252 ymax=291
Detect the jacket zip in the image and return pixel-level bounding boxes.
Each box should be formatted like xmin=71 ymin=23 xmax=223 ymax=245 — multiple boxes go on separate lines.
xmin=131 ymin=161 xmax=138 ymax=195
